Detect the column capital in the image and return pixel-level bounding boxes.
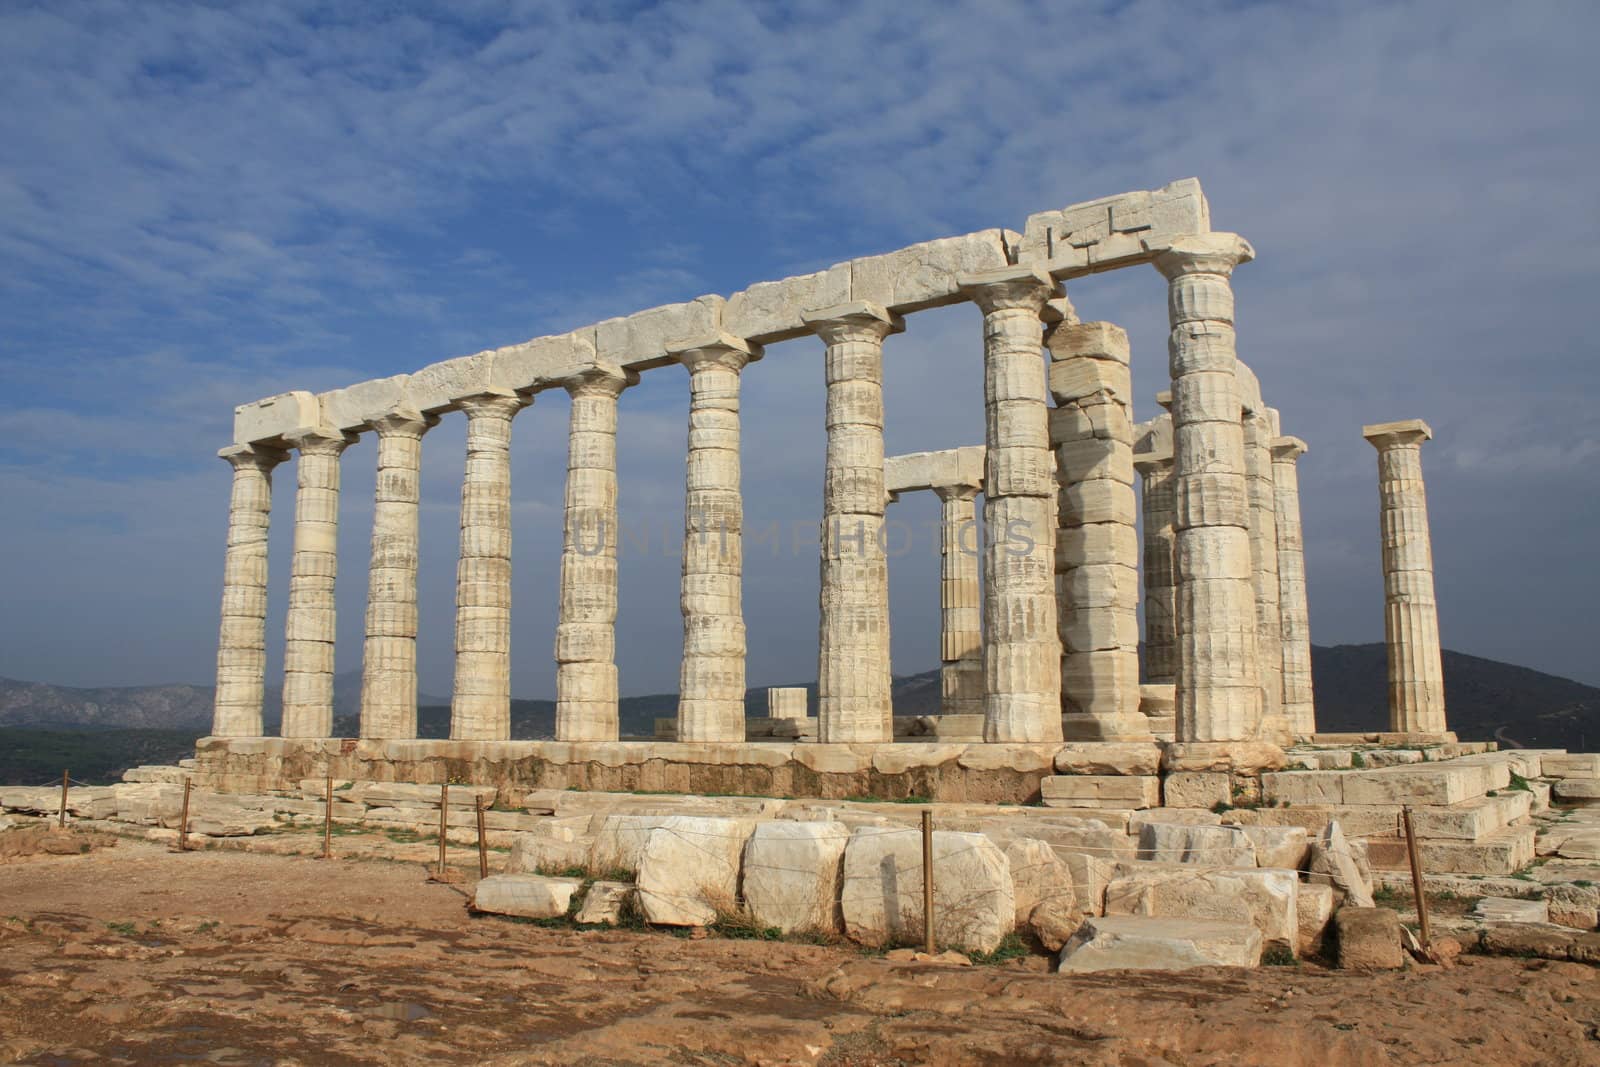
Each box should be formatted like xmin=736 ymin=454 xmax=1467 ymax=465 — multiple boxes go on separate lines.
xmin=670 ymin=332 xmax=762 ymax=373
xmin=1362 ymin=419 xmax=1433 ymax=450
xmin=284 ymin=426 xmax=358 ymax=456
xmin=1270 ymin=436 xmax=1309 ymax=462
xmin=1152 ymin=233 xmax=1255 ymax=280
xmin=958 ymin=265 xmax=1056 ymax=315
xmin=1155 ymin=389 xmax=1173 ymax=412
xmin=456 ymin=388 xmax=532 ymax=420
xmin=369 ymin=408 xmax=438 ymax=439
xmin=931 ymin=481 xmax=981 ymax=503
xmin=218 ymin=443 xmax=288 ymax=471
xmin=801 ymin=301 xmax=905 ymax=345
xmin=562 ymin=363 xmax=638 ymax=399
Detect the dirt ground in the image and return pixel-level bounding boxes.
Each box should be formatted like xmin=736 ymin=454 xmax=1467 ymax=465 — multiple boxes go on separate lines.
xmin=2 ymin=834 xmax=1599 ymax=1066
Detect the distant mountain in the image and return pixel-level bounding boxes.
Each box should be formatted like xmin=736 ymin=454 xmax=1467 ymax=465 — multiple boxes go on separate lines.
xmin=4 ymin=648 xmax=1598 ymax=750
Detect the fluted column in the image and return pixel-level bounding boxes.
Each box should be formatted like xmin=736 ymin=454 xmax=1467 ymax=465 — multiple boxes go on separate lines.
xmin=212 ymin=444 xmax=287 ymax=737
xmin=359 ymin=409 xmax=436 ymax=739
xmin=556 ymin=366 xmax=636 ymax=742
xmin=803 ymin=303 xmax=901 ymax=744
xmin=1134 ymin=423 xmax=1177 ymax=686
xmin=1048 ymin=321 xmax=1148 ymax=741
xmin=1153 ymin=234 xmax=1259 ymax=743
xmin=281 ymin=427 xmax=358 ymax=739
xmin=673 ymin=338 xmax=757 ymax=742
xmin=1271 ymin=434 xmax=1315 ymax=735
xmin=1244 ymin=406 xmax=1289 ymax=745
xmin=960 ymin=267 xmax=1062 ymax=743
xmin=935 ymin=484 xmax=983 ymax=718
xmin=1363 ymin=420 xmax=1447 ymax=735
xmin=451 ymin=390 xmax=529 ymax=742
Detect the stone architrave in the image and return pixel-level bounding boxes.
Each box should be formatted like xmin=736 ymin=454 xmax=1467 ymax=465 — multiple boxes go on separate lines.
xmin=1270 ymin=434 xmax=1315 ymax=734
xmin=359 ymin=409 xmax=437 ymax=739
xmin=1048 ymin=320 xmax=1148 ymax=741
xmin=555 ymin=365 xmax=636 ymax=742
xmin=1243 ymin=406 xmax=1289 ymax=746
xmin=212 ymin=444 xmax=287 ymax=737
xmin=280 ymin=427 xmax=358 ymax=739
xmin=1133 ymin=414 xmax=1176 ymax=687
xmin=1153 ymin=234 xmax=1260 ymax=743
xmin=934 ymin=483 xmax=983 ymax=718
xmin=450 ymin=390 xmax=530 ymax=742
xmin=803 ymin=303 xmax=902 ymax=744
xmin=1363 ymin=419 xmax=1446 ymax=734
xmin=959 ymin=267 xmax=1063 ymax=744
xmin=671 ymin=336 xmax=758 ymax=743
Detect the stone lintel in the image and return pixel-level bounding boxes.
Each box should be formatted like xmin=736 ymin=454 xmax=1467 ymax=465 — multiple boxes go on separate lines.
xmin=884 ymin=446 xmax=985 ymax=495
xmin=1270 ymin=436 xmax=1309 ymax=461
xmin=1362 ymin=419 xmax=1433 ymax=448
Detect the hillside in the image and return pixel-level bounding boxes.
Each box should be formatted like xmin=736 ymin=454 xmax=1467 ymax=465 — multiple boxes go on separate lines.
xmin=4 ymin=646 xmax=1598 ymax=755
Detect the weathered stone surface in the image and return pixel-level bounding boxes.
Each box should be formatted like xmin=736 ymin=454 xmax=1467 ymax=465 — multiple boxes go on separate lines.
xmin=742 ymin=821 xmax=849 ymax=935
xmin=1162 ymin=771 xmax=1230 ymax=809
xmin=1053 ymin=744 xmax=1161 ymax=776
xmin=1236 ymin=825 xmax=1309 ymax=869
xmin=1137 ymin=823 xmax=1255 ymax=867
xmin=1040 ymin=775 xmax=1159 ymax=809
xmin=1554 ymin=779 xmax=1600 ymax=803
xmin=234 ymin=390 xmax=320 ymax=446
xmin=1473 ymin=896 xmax=1550 ymax=924
xmin=471 ymin=875 xmax=582 ymax=920
xmin=1307 ymin=821 xmax=1375 ymax=907
xmin=1004 ymin=837 xmax=1081 ymax=951
xmin=508 ymin=832 xmax=591 ymax=874
xmin=1334 ymin=906 xmax=1404 ymax=970
xmin=1105 ymin=864 xmax=1297 ymax=949
xmin=840 ymin=828 xmax=1014 ymax=953
xmin=635 ymin=816 xmax=755 ymax=926
xmin=1543 ymin=754 xmax=1600 ymax=778
xmin=574 ymin=881 xmax=633 ymax=925
xmin=1297 ymin=883 xmax=1335 ymax=956
xmin=1058 ymin=915 xmax=1261 ymax=973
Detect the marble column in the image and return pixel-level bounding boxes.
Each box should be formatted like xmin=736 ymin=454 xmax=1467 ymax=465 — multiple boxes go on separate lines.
xmin=359 ymin=409 xmax=436 ymax=739
xmin=1048 ymin=320 xmax=1148 ymax=741
xmin=803 ymin=303 xmax=901 ymax=744
xmin=1244 ymin=406 xmax=1289 ymax=745
xmin=1153 ymin=234 xmax=1259 ymax=743
xmin=450 ymin=390 xmax=529 ymax=742
xmin=673 ymin=337 xmax=757 ymax=742
xmin=555 ymin=366 xmax=636 ymax=742
xmin=935 ymin=483 xmax=983 ymax=718
xmin=281 ymin=427 xmax=358 ymax=739
xmin=1271 ymin=434 xmax=1315 ymax=735
xmin=212 ymin=444 xmax=287 ymax=737
xmin=960 ymin=267 xmax=1062 ymax=744
xmin=1133 ymin=419 xmax=1177 ymax=686
xmin=1363 ymin=419 xmax=1447 ymax=735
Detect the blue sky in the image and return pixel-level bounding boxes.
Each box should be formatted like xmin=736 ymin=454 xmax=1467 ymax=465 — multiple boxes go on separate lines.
xmin=2 ymin=0 xmax=1597 ymax=698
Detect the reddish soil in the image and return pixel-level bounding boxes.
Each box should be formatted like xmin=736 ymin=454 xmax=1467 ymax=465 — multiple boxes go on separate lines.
xmin=2 ymin=837 xmax=1599 ymax=1065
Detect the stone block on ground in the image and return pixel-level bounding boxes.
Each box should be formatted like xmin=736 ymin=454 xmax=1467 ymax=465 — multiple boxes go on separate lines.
xmin=1161 ymin=772 xmax=1230 ymax=809
xmin=1334 ymin=906 xmax=1404 ymax=970
xmin=1236 ymin=825 xmax=1309 ymax=869
xmin=1473 ymin=896 xmax=1550 ymax=924
xmin=742 ymin=820 xmax=849 ymax=935
xmin=508 ymin=832 xmax=592 ymax=874
xmin=1104 ymin=864 xmax=1298 ymax=951
xmin=1554 ymin=779 xmax=1600 ymax=804
xmin=1058 ymin=915 xmax=1262 ymax=973
xmin=1542 ymin=754 xmax=1600 ymax=779
xmin=574 ymin=881 xmax=633 ymax=925
xmin=840 ymin=828 xmax=1014 ymax=953
xmin=635 ymin=816 xmax=755 ymax=927
xmin=1307 ymin=821 xmax=1374 ymax=907
xmin=1040 ymin=775 xmax=1159 ymax=810
xmin=1297 ymin=883 xmax=1335 ymax=956
xmin=470 ymin=875 xmax=583 ymax=920
xmin=1004 ymin=837 xmax=1081 ymax=951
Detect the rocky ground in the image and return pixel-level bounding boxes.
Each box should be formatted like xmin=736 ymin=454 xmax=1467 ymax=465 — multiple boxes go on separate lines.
xmin=0 ymin=830 xmax=1597 ymax=1065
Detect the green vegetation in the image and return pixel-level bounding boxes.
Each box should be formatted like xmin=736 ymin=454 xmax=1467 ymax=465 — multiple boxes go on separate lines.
xmin=1261 ymin=945 xmax=1298 ymax=966
xmin=1349 ymin=751 xmax=1367 ymax=769
xmin=967 ymin=933 xmax=1030 ymax=965
xmin=0 ymin=727 xmax=200 ymax=785
xmin=1508 ymin=771 xmax=1532 ymax=793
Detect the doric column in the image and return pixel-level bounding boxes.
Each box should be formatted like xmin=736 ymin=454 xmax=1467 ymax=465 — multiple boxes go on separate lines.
xmin=1363 ymin=420 xmax=1447 ymax=735
xmin=670 ymin=337 xmax=757 ymax=742
xmin=281 ymin=427 xmax=358 ymax=739
xmin=1048 ymin=321 xmax=1148 ymax=741
xmin=450 ymin=390 xmax=529 ymax=742
xmin=1244 ymin=406 xmax=1289 ymax=745
xmin=1153 ymin=234 xmax=1259 ymax=743
xmin=803 ymin=303 xmax=902 ymax=744
xmin=1133 ymin=417 xmax=1177 ymax=686
xmin=934 ymin=484 xmax=983 ymax=718
xmin=1271 ymin=434 xmax=1315 ymax=735
xmin=358 ymin=409 xmax=436 ymax=739
xmin=212 ymin=444 xmax=287 ymax=737
xmin=555 ymin=365 xmax=636 ymax=742
xmin=959 ymin=267 xmax=1062 ymax=744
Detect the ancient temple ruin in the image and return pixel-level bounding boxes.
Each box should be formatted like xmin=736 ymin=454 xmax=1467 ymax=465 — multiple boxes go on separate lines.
xmin=200 ymin=177 xmax=1452 ymax=800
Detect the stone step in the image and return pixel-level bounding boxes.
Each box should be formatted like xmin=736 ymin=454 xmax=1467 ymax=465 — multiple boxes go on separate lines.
xmin=1263 ymin=761 xmax=1501 ymax=808
xmin=1542 ymin=754 xmax=1600 ymax=779
xmin=1365 ymin=825 xmax=1536 ymax=877
xmin=1553 ymin=779 xmax=1600 ymax=805
xmin=1039 ymin=775 xmax=1159 ymax=810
